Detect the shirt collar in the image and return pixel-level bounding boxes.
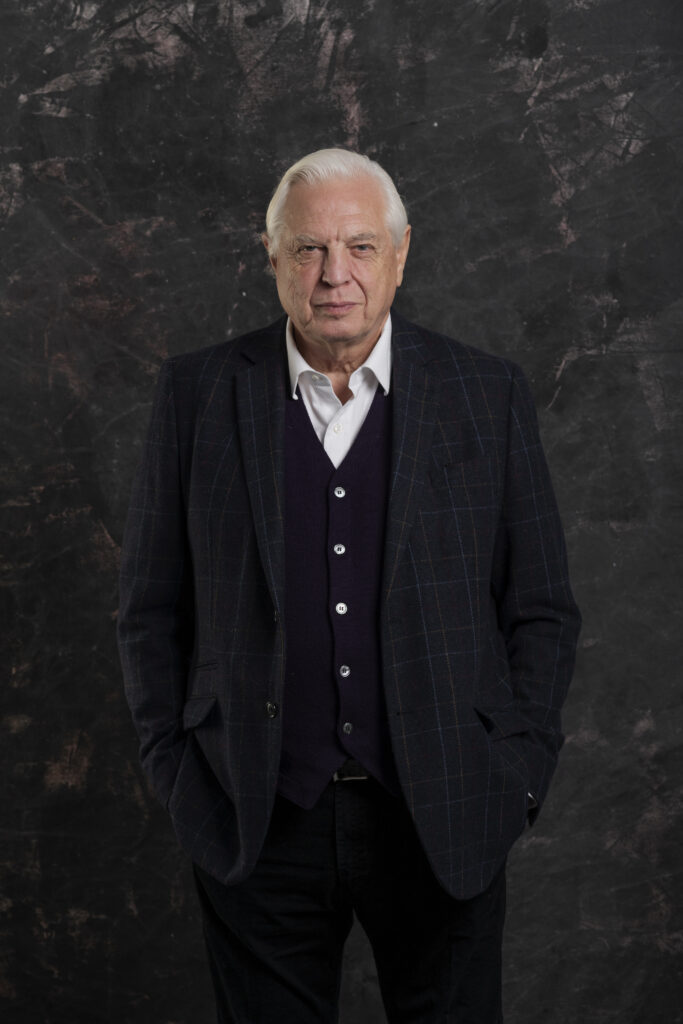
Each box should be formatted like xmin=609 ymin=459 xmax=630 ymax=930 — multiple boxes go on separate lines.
xmin=285 ymin=314 xmax=393 ymax=398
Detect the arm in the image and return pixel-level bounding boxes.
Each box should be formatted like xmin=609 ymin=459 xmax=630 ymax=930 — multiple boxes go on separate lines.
xmin=117 ymin=359 xmax=194 ymax=806
xmin=491 ymin=364 xmax=581 ymax=815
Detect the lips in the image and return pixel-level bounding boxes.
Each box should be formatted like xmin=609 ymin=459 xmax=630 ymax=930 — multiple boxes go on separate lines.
xmin=315 ymin=302 xmax=357 ymax=314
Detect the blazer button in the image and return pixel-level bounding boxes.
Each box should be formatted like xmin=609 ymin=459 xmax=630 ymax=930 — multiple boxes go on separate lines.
xmin=265 ymin=701 xmax=279 ymax=718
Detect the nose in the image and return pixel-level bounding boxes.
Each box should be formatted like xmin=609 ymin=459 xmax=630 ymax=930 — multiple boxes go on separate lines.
xmin=321 ymin=246 xmax=351 ymax=287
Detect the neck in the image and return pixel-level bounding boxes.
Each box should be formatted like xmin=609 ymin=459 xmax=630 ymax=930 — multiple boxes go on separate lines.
xmin=295 ymin=333 xmax=372 ymax=371
xmin=295 ymin=334 xmax=375 ymax=402
xmin=293 ymin=312 xmax=389 ymax=392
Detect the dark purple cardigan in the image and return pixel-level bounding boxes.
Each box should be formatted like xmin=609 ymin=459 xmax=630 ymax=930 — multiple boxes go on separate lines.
xmin=279 ymin=386 xmax=400 ymax=808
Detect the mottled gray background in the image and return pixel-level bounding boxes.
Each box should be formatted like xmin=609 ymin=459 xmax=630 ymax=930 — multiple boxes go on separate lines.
xmin=2 ymin=1 xmax=682 ymax=1021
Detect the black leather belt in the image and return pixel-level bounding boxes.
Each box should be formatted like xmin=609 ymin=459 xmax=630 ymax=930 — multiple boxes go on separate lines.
xmin=333 ymin=758 xmax=369 ymax=782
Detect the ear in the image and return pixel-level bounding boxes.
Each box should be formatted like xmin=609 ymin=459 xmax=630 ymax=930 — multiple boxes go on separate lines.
xmin=395 ymin=225 xmax=411 ymax=287
xmin=262 ymin=232 xmax=277 ymax=273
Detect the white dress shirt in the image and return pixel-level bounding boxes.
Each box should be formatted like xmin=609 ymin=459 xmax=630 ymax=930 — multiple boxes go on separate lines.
xmin=285 ymin=314 xmax=393 ymax=468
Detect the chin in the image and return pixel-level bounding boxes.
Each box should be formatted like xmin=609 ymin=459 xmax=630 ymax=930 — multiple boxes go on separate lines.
xmin=320 ymin=326 xmax=364 ymax=345
xmin=317 ymin=314 xmax=365 ymax=335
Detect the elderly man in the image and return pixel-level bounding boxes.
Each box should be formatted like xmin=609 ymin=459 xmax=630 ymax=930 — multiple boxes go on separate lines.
xmin=118 ymin=148 xmax=580 ymax=1023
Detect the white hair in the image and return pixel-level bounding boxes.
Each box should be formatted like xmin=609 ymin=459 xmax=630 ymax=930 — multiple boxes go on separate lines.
xmin=264 ymin=148 xmax=408 ymax=258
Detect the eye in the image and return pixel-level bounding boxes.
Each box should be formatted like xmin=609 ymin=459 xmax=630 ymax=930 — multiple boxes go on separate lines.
xmin=352 ymin=244 xmax=373 ymax=253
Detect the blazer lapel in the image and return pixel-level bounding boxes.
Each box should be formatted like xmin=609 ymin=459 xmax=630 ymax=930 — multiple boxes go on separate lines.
xmin=235 ymin=320 xmax=288 ymax=619
xmin=383 ymin=312 xmax=441 ymax=600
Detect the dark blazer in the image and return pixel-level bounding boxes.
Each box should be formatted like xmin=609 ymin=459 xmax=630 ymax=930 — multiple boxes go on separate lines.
xmin=118 ymin=310 xmax=580 ymax=900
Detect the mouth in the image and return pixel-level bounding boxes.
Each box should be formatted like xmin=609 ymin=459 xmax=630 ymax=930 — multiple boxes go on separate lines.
xmin=314 ymin=302 xmax=357 ymax=315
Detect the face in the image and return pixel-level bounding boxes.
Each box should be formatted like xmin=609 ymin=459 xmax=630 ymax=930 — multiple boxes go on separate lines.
xmin=266 ymin=175 xmax=410 ymax=356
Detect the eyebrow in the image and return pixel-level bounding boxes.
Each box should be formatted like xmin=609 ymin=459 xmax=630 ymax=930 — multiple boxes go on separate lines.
xmin=292 ymin=232 xmax=378 ymax=245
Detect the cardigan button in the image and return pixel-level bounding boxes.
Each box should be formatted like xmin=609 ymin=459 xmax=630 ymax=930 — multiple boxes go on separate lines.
xmin=334 ymin=486 xmax=346 ymax=498
xmin=265 ymin=701 xmax=279 ymax=719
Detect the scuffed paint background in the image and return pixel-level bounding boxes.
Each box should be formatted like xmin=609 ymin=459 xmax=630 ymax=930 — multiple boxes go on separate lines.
xmin=2 ymin=1 xmax=682 ymax=1021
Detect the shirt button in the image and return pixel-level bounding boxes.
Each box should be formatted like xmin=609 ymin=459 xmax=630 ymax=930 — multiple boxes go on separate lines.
xmin=334 ymin=486 xmax=345 ymax=498
xmin=333 ymin=544 xmax=346 ymax=555
xmin=343 ymin=722 xmax=353 ymax=735
xmin=332 ymin=422 xmax=343 ymax=434
xmin=265 ymin=701 xmax=279 ymax=718
xmin=339 ymin=665 xmax=351 ymax=678
xmin=335 ymin=602 xmax=348 ymax=615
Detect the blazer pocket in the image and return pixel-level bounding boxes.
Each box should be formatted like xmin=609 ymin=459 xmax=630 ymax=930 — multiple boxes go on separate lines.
xmin=474 ymin=705 xmax=530 ymax=741
xmin=474 ymin=706 xmax=531 ymax=788
xmin=183 ymin=694 xmax=217 ymax=730
xmin=188 ymin=661 xmax=219 ymax=698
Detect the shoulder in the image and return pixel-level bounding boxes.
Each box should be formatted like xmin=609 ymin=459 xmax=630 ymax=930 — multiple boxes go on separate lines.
xmin=391 ymin=310 xmax=526 ymax=388
xmin=391 ymin=312 xmax=542 ymax=453
xmin=162 ymin=316 xmax=286 ymax=381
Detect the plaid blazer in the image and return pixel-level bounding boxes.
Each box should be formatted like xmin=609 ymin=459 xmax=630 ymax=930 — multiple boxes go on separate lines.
xmin=118 ymin=310 xmax=581 ymax=900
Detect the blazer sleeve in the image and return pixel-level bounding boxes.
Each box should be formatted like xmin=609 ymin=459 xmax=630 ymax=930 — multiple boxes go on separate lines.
xmin=491 ymin=363 xmax=581 ymax=815
xmin=117 ymin=359 xmax=194 ymax=807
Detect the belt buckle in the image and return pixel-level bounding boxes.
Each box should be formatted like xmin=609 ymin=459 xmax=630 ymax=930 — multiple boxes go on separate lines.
xmin=333 ymin=759 xmax=369 ymax=782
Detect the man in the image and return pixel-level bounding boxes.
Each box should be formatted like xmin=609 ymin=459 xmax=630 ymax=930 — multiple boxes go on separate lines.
xmin=118 ymin=148 xmax=581 ymax=1023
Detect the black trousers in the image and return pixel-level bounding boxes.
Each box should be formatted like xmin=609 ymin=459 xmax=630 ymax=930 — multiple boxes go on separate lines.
xmin=193 ymin=776 xmax=505 ymax=1023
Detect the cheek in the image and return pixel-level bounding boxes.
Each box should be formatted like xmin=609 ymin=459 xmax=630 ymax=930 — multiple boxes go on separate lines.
xmin=278 ymin=269 xmax=302 ymax=299
xmin=354 ymin=266 xmax=380 ymax=293
xmin=361 ymin=266 xmax=394 ymax=303
xmin=289 ymin=267 xmax=315 ymax=296
xmin=278 ymin=271 xmax=316 ymax=318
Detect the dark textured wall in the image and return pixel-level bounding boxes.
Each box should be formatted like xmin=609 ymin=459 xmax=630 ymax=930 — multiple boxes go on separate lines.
xmin=2 ymin=1 xmax=682 ymax=1021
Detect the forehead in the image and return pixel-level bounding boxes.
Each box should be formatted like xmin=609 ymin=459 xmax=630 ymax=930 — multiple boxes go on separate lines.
xmin=282 ymin=176 xmax=389 ymax=238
